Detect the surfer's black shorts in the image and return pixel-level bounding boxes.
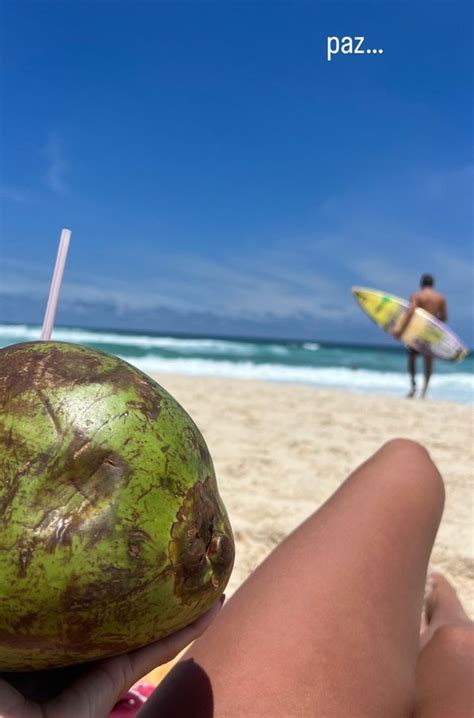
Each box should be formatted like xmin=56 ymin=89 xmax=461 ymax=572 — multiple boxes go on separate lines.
xmin=407 ymin=347 xmax=419 ymax=356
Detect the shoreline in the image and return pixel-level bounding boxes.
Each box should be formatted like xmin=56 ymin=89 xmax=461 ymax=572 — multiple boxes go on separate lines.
xmin=153 ymin=373 xmax=474 ymax=612
xmin=151 ymin=370 xmax=473 ymax=407
xmin=2 ymin=324 xmax=472 ymax=405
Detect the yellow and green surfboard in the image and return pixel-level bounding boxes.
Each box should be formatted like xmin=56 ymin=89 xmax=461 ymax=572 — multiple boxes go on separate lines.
xmin=352 ymin=287 xmax=468 ymax=362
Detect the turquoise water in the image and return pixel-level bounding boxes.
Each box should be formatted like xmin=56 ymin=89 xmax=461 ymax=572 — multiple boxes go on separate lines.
xmin=1 ymin=324 xmax=472 ymax=404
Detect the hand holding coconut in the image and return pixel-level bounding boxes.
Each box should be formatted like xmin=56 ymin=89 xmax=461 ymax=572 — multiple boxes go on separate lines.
xmin=0 ymin=341 xmax=234 ymax=671
xmin=0 ymin=597 xmax=223 ymax=717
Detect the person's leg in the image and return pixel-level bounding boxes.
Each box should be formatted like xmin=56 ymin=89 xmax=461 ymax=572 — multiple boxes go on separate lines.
xmin=414 ymin=573 xmax=473 ymax=718
xmin=143 ymin=440 xmax=444 ymax=718
xmin=407 ymin=349 xmax=417 ymax=398
xmin=421 ymin=356 xmax=433 ymax=399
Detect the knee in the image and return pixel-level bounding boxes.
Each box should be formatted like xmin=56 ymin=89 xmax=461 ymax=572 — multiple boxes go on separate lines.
xmin=382 ymin=438 xmax=429 ymax=457
xmin=380 ymin=439 xmax=445 ymax=502
xmin=381 ymin=438 xmax=435 ymax=470
xmin=430 ymin=623 xmax=474 ymax=659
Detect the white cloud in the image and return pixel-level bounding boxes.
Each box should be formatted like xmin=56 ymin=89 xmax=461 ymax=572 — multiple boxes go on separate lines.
xmin=0 ymin=247 xmax=353 ymax=323
xmin=0 ymin=186 xmax=31 ymax=204
xmin=0 ymin=259 xmax=190 ymax=314
xmin=142 ymin=248 xmax=352 ymax=320
xmin=42 ymin=133 xmax=68 ymax=194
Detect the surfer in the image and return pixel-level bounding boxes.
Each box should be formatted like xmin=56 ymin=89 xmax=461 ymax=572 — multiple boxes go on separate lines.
xmin=393 ymin=274 xmax=448 ymax=399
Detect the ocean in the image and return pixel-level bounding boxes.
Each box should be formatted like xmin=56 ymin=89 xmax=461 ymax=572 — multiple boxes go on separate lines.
xmin=1 ymin=323 xmax=472 ymax=404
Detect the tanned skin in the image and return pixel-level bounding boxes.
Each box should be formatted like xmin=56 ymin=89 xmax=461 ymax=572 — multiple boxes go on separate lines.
xmin=394 ymin=278 xmax=448 ymax=399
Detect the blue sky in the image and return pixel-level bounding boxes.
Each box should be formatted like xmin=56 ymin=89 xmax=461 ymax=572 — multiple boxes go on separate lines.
xmin=1 ymin=0 xmax=473 ymax=343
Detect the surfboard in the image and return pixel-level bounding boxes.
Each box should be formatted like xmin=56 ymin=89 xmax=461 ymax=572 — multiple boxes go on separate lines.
xmin=352 ymin=287 xmax=468 ymax=362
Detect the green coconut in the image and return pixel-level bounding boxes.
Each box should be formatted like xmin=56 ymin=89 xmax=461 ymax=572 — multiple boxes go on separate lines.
xmin=0 ymin=341 xmax=234 ymax=671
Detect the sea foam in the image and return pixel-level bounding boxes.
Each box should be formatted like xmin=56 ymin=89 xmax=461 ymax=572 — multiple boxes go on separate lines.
xmin=1 ymin=324 xmax=471 ymax=404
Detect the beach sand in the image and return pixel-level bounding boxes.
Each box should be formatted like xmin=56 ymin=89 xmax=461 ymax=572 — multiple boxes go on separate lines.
xmin=141 ymin=373 xmax=473 ymax=686
xmin=155 ymin=373 xmax=473 ymax=611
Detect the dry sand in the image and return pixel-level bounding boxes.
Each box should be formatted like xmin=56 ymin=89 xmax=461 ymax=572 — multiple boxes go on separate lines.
xmin=155 ymin=373 xmax=473 ymax=613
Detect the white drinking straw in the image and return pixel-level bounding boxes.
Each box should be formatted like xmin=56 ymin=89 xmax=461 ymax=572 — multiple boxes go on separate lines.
xmin=41 ymin=228 xmax=72 ymax=341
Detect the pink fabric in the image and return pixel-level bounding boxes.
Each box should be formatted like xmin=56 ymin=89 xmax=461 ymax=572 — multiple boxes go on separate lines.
xmin=109 ymin=684 xmax=155 ymax=717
